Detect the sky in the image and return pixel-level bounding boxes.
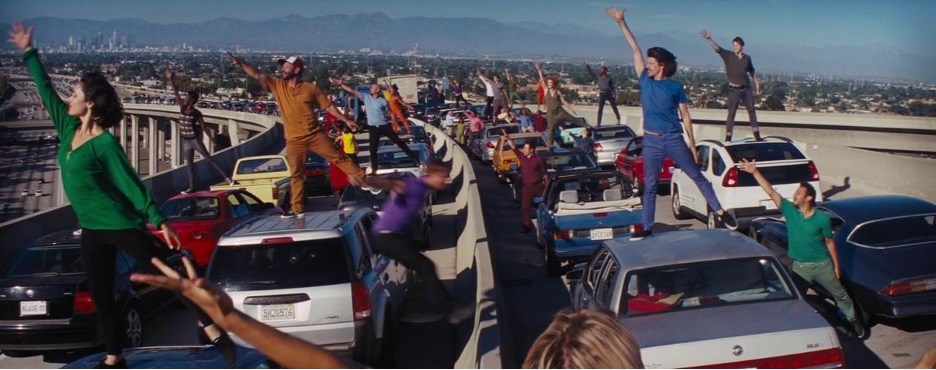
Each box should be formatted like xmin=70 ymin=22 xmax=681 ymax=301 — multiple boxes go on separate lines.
xmin=1 ymin=0 xmax=933 ymax=60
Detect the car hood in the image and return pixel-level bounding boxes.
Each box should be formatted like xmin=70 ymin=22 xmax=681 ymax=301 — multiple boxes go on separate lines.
xmin=850 ymin=241 xmax=936 ymax=289
xmin=621 ymin=298 xmax=830 ymax=348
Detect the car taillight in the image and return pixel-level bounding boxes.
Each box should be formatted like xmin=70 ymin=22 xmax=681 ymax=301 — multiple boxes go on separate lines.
xmin=261 ymin=237 xmax=294 ymax=244
xmin=808 ymin=160 xmax=820 ymax=181
xmin=881 ymin=277 xmax=936 ymax=296
xmin=351 ymin=282 xmax=371 ymax=321
xmin=73 ymin=291 xmax=95 ymax=314
xmin=594 ymin=143 xmax=603 ymax=152
xmin=486 ymin=141 xmax=495 ymax=148
xmin=598 ymin=178 xmax=610 ymax=189
xmin=592 ymin=212 xmax=608 ymax=217
xmin=631 ymin=224 xmax=644 ymax=234
xmin=690 ymin=348 xmax=844 ymax=369
xmin=272 ymin=187 xmax=279 ymax=201
xmin=722 ymin=167 xmax=739 ymax=187
xmin=552 ymin=230 xmax=574 ymax=240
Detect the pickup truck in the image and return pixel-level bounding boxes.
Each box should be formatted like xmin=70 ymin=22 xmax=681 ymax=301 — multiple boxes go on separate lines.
xmin=210 ymin=155 xmax=291 ymax=208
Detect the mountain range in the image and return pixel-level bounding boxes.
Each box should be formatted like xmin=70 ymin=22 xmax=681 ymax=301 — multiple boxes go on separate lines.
xmin=4 ymin=13 xmax=933 ymax=83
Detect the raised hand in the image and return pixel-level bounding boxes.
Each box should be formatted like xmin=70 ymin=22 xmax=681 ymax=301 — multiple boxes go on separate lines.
xmin=329 ymin=77 xmax=344 ymax=86
xmin=225 ymin=51 xmax=241 ymax=66
xmin=700 ymin=29 xmax=712 ymax=40
xmin=7 ymin=22 xmax=33 ymax=51
xmin=131 ymin=257 xmax=235 ymax=325
xmin=164 ymin=68 xmax=174 ymax=80
xmin=605 ymin=7 xmax=627 ymax=22
xmin=533 ymin=62 xmax=542 ymax=71
xmin=739 ymin=158 xmax=757 ymax=173
xmin=583 ymin=59 xmax=591 ymax=66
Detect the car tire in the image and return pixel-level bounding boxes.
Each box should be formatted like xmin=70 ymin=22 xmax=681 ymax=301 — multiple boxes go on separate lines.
xmin=671 ymin=186 xmax=691 ymax=220
xmin=545 ymin=248 xmax=562 ymax=277
xmin=123 ymin=304 xmax=144 ymax=348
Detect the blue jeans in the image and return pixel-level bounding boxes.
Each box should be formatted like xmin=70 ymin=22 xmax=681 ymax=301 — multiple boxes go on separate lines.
xmin=642 ymin=132 xmax=723 ymax=229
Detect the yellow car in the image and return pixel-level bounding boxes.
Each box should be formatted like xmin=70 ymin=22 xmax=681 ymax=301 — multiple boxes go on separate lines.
xmin=492 ymin=132 xmax=549 ymax=184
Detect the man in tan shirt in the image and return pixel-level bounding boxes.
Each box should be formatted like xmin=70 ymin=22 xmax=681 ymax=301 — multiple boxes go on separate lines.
xmin=226 ymin=53 xmax=365 ymax=217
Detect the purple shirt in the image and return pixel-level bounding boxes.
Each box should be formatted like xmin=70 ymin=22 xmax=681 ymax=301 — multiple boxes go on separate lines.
xmin=373 ymin=178 xmax=429 ymax=234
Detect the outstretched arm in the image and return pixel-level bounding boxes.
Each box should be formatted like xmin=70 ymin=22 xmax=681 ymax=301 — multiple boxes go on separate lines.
xmin=583 ymin=59 xmax=597 ymax=81
xmin=501 ymin=129 xmax=522 ymax=157
xmin=226 ymin=52 xmax=271 ymax=88
xmin=164 ymin=69 xmax=184 ymax=108
xmin=605 ymin=7 xmax=644 ymax=76
xmin=534 ymin=62 xmax=547 ymax=91
xmin=476 ymin=69 xmax=492 ymax=84
xmin=700 ymin=29 xmax=723 ymax=52
xmin=739 ymin=159 xmax=782 ymax=207
xmin=331 ymin=78 xmax=362 ymax=99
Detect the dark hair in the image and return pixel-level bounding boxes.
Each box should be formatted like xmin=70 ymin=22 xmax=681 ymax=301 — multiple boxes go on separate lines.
xmin=523 ymin=140 xmax=537 ymax=151
xmin=647 ymin=47 xmax=678 ymax=78
xmin=186 ymin=90 xmax=199 ymax=103
xmin=425 ymin=159 xmax=450 ymax=175
xmin=80 ymin=72 xmax=123 ymax=129
xmin=800 ymin=182 xmax=817 ymax=206
xmin=732 ymin=37 xmax=745 ymax=46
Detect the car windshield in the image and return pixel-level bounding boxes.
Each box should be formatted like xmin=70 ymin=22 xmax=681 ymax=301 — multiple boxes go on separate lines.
xmin=5 ymin=245 xmax=84 ymax=277
xmin=208 ymin=238 xmax=351 ymax=291
xmin=375 ymin=148 xmax=427 ymax=168
xmin=557 ymin=117 xmax=588 ymax=128
xmin=725 ymin=142 xmax=806 ymax=163
xmin=486 ymin=125 xmax=521 ymax=138
xmin=543 ymin=152 xmax=599 ymax=172
xmin=848 ymin=214 xmax=936 ymax=248
xmin=594 ymin=126 xmax=636 ymax=140
xmin=160 ymin=197 xmax=220 ymax=220
xmin=236 ymin=157 xmax=288 ymax=175
xmin=621 ymin=257 xmax=795 ymax=316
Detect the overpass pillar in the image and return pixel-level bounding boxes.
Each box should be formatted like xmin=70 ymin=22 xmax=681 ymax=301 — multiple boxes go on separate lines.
xmin=156 ymin=120 xmax=166 ymax=163
xmin=149 ymin=117 xmax=159 ymax=176
xmin=119 ymin=116 xmax=128 ymax=151
xmin=170 ymin=119 xmax=180 ymax=168
xmin=227 ymin=119 xmax=241 ymax=146
xmin=130 ymin=114 xmax=140 ymax=172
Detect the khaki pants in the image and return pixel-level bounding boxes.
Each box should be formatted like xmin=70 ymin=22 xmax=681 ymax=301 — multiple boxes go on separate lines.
xmin=286 ymin=131 xmax=364 ymax=213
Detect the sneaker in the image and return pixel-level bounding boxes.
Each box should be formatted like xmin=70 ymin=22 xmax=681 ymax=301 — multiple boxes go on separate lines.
xmin=725 ymin=135 xmax=733 ymax=142
xmin=850 ymin=319 xmax=867 ymax=339
xmin=181 ymin=188 xmax=194 ymax=194
xmin=95 ymin=357 xmax=127 ymax=369
xmin=280 ymin=209 xmax=304 ymax=219
xmin=447 ymin=305 xmax=475 ymax=325
xmin=630 ymin=229 xmax=652 ymax=241
xmin=716 ymin=211 xmax=738 ymax=229
xmin=226 ymin=178 xmax=236 ymax=186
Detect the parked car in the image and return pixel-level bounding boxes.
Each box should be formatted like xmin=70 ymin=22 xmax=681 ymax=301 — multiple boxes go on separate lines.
xmin=750 ymin=195 xmax=936 ymax=323
xmin=304 ymin=152 xmax=331 ymax=196
xmin=337 ymin=172 xmax=433 ymax=250
xmin=491 ymin=132 xmax=548 ymax=184
xmin=534 ymin=170 xmax=642 ymax=275
xmin=614 ymin=136 xmax=676 ymax=195
xmin=363 ymin=143 xmax=433 ymax=178
xmin=567 ymin=229 xmax=844 ymax=369
xmin=507 ymin=148 xmax=600 ymax=203
xmin=591 ymin=125 xmax=637 ymax=166
xmin=206 ymin=208 xmax=405 ymax=367
xmin=63 ymin=345 xmax=277 ymax=369
xmin=210 ymin=155 xmax=292 ymax=209
xmin=553 ymin=116 xmax=590 ymax=147
xmin=148 ymin=189 xmax=281 ymax=267
xmin=671 ymin=136 xmax=821 ymax=230
xmin=470 ymin=124 xmax=522 ymax=163
xmin=377 ymin=125 xmax=433 ymax=155
xmin=0 ymin=230 xmax=179 ymax=355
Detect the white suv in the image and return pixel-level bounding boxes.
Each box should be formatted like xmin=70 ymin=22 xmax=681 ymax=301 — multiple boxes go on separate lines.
xmin=206 ymin=208 xmax=407 ymax=367
xmin=670 ymin=137 xmax=822 ymax=230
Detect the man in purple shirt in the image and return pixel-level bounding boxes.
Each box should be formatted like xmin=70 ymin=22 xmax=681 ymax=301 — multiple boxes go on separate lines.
xmin=502 ymin=130 xmax=547 ymax=234
xmin=367 ymin=160 xmax=473 ymax=324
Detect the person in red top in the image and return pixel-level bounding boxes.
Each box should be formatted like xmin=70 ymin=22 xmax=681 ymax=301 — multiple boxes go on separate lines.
xmin=532 ymin=110 xmax=548 ymax=132
xmin=501 ymin=129 xmax=546 ymax=234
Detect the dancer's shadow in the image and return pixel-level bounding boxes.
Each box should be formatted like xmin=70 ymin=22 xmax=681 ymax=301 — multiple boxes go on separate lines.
xmin=823 ymin=176 xmax=851 ymax=200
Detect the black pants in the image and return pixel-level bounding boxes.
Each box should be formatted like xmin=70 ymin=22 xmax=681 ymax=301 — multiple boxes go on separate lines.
xmin=726 ymin=86 xmax=760 ymax=139
xmin=484 ymin=96 xmax=494 ymax=119
xmin=454 ymin=94 xmax=470 ymax=109
xmin=374 ymin=232 xmax=455 ymax=311
xmin=368 ymin=124 xmax=419 ymax=174
xmin=80 ymin=228 xmax=215 ymax=356
xmin=596 ymin=91 xmax=621 ymax=126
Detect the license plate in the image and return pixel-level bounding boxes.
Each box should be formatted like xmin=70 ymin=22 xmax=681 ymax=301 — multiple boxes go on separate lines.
xmin=260 ymin=304 xmax=295 ymax=322
xmin=20 ymin=301 xmax=47 ymax=316
xmin=590 ymin=228 xmax=614 ymax=240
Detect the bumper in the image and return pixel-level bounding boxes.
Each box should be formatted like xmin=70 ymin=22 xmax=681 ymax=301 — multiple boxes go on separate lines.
xmin=0 ymin=321 xmax=100 ymax=351
xmin=596 ymin=153 xmax=616 ymax=166
xmin=551 ymin=240 xmax=603 ymax=260
xmin=858 ymin=288 xmax=936 ymax=319
xmin=482 ymin=148 xmax=494 ymax=162
xmin=230 ymin=320 xmax=362 ymax=352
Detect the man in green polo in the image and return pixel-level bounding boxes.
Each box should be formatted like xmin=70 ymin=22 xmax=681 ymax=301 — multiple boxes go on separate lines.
xmin=740 ymin=159 xmax=865 ymax=339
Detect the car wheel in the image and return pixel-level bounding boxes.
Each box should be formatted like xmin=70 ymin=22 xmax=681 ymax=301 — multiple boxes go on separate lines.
xmin=545 ymin=248 xmax=562 ymax=277
xmin=706 ymin=209 xmax=718 ymax=229
xmin=671 ymin=186 xmax=691 ymax=220
xmin=124 ymin=305 xmax=143 ymax=348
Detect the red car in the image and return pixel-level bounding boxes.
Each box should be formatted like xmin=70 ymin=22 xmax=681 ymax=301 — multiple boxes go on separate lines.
xmin=614 ymin=136 xmax=676 ymax=195
xmin=149 ymin=189 xmax=281 ymax=267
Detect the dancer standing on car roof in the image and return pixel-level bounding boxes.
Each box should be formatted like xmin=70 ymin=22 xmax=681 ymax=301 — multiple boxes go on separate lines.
xmin=584 ymin=59 xmax=621 ymax=127
xmin=605 ymin=7 xmax=737 ymax=240
xmin=478 ymin=69 xmax=510 ymax=123
xmin=701 ymin=30 xmax=762 ymax=142
xmin=333 ymin=80 xmax=421 ymax=175
xmin=382 ymin=80 xmax=412 ymax=135
xmin=534 ymin=62 xmax=578 ymax=148
xmin=740 ymin=159 xmax=866 ymax=339
xmin=164 ymin=68 xmax=233 ymax=194
xmin=10 ymin=22 xmax=235 ymax=368
xmin=226 ymin=52 xmax=366 ymax=218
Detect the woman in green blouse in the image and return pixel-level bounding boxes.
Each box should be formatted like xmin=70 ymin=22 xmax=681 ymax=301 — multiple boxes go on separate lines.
xmin=8 ymin=23 xmax=232 ymax=368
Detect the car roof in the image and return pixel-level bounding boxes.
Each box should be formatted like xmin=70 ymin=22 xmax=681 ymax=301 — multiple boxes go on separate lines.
xmin=222 ymin=209 xmax=369 ymax=242
xmin=542 ymin=147 xmax=588 ymax=156
xmin=821 ymin=195 xmax=936 ymax=224
xmin=29 ymin=229 xmax=83 ymax=246
xmin=603 ymin=230 xmax=774 ymax=270
xmin=375 ymin=143 xmax=428 ymax=153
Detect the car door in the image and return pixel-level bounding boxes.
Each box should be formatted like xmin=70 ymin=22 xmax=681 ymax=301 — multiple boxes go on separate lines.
xmin=575 ymin=249 xmax=612 ymax=310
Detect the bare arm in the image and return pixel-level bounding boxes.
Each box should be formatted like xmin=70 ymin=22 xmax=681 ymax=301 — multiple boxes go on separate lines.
xmin=225 ymin=52 xmax=271 ymax=88
xmin=825 ymin=238 xmax=842 ymax=279
xmin=583 ymin=60 xmax=597 ymax=81
xmin=164 ymin=69 xmax=184 ymax=107
xmin=197 ymin=114 xmax=215 ymax=144
xmin=739 ymin=159 xmax=783 ymax=207
xmin=606 ymin=7 xmax=644 ymax=76
xmin=331 ymin=78 xmax=363 ymax=100
xmin=559 ymin=93 xmax=576 ymax=115
xmin=534 ymin=62 xmax=547 ymax=92
xmin=476 ymin=69 xmax=492 ymax=84
xmin=751 ymin=72 xmax=761 ymax=95
xmin=700 ymin=30 xmax=723 ymax=52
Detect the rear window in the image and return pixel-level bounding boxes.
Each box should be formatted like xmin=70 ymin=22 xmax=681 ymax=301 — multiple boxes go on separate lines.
xmin=208 ymin=238 xmax=351 ymax=291
xmin=486 ymin=125 xmax=521 ymax=138
xmin=543 ymin=153 xmax=599 ymax=172
xmin=621 ymin=257 xmax=794 ymax=316
xmin=5 ymin=245 xmax=84 ymax=277
xmin=236 ymin=157 xmax=288 ymax=175
xmin=848 ymin=214 xmax=936 ymax=248
xmin=736 ymin=164 xmax=814 ymax=186
xmin=160 ymin=197 xmax=220 ymax=221
xmin=375 ymin=148 xmax=427 ymax=168
xmin=551 ymin=173 xmax=626 ymax=204
xmin=726 ymin=142 xmax=806 ymax=162
xmin=594 ymin=127 xmax=636 ymax=140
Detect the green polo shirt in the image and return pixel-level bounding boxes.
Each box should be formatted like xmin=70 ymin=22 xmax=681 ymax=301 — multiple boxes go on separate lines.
xmin=25 ymin=48 xmax=166 ymax=231
xmin=780 ymin=198 xmax=833 ymax=263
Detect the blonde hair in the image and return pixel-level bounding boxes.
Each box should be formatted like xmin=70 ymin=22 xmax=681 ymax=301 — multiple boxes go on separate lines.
xmin=523 ymin=309 xmax=643 ymax=369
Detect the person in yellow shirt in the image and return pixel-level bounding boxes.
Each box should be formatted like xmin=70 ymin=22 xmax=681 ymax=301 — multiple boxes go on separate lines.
xmin=339 ymin=125 xmax=358 ymax=165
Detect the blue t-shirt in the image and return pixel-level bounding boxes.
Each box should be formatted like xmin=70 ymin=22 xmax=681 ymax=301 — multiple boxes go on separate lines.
xmin=361 ymin=93 xmax=389 ymax=127
xmin=373 ymin=178 xmax=429 ymax=234
xmin=639 ymin=69 xmax=690 ymax=133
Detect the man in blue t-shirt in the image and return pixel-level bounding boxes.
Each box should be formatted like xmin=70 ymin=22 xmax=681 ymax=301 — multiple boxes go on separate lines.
xmin=366 ymin=160 xmax=474 ymax=324
xmin=333 ymin=80 xmax=420 ymax=175
xmin=606 ymin=7 xmax=737 ymax=240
